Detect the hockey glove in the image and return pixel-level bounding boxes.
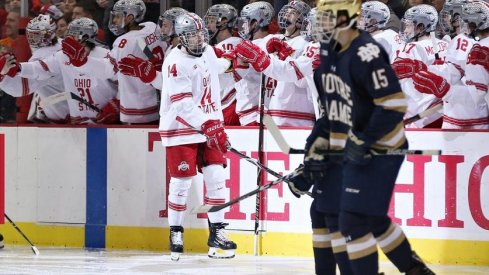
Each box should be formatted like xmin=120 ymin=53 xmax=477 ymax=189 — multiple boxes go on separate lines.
xmin=392 ymin=58 xmax=427 ymax=79
xmin=118 ymin=55 xmax=157 ymax=83
xmin=266 ymin=37 xmax=294 ymax=61
xmin=95 ymin=98 xmax=120 ymax=124
xmin=306 ymin=136 xmax=329 ymax=161
xmin=287 ymin=165 xmax=313 ymax=198
xmin=62 ymin=36 xmax=88 ymax=67
xmin=467 ymin=44 xmax=489 ymax=73
xmin=0 ymin=53 xmax=19 ymax=77
xmin=235 ymin=40 xmax=270 ymax=72
xmin=312 ymin=52 xmax=320 ymax=70
xmin=345 ymin=131 xmax=372 ymax=166
xmin=302 ymin=158 xmax=329 ymax=185
xmin=413 ymin=70 xmax=450 ymax=98
xmin=201 ymin=119 xmax=230 ymax=153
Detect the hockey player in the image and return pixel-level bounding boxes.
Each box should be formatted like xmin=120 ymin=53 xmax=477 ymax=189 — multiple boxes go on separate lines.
xmin=159 ymin=7 xmax=187 ymax=55
xmin=205 ymin=4 xmax=242 ymax=126
xmin=61 ymin=0 xmax=166 ymax=124
xmin=0 ymin=14 xmax=69 ymax=123
xmin=159 ymin=12 xmax=236 ymax=261
xmin=1 ymin=18 xmax=119 ymax=124
xmin=313 ymin=1 xmax=434 ymax=274
xmin=393 ymin=4 xmax=449 ymax=128
xmin=233 ymin=1 xmax=278 ymax=126
xmin=265 ymin=0 xmax=316 ymax=127
xmin=358 ymin=1 xmax=403 ymax=62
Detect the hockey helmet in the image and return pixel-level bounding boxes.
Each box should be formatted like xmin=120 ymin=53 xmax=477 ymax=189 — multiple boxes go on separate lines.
xmin=109 ymin=0 xmax=146 ymax=36
xmin=400 ymin=4 xmax=438 ymax=42
xmin=312 ymin=0 xmax=361 ymax=44
xmin=301 ymin=8 xmax=317 ymax=41
xmin=278 ymin=0 xmax=311 ymax=30
xmin=461 ymin=0 xmax=489 ymax=33
xmin=204 ymin=4 xmax=238 ymax=39
xmin=175 ymin=12 xmax=209 ymax=56
xmin=439 ymin=0 xmax=471 ymax=36
xmin=358 ymin=1 xmax=390 ymax=33
xmin=158 ymin=7 xmax=187 ymax=42
xmin=237 ymin=1 xmax=274 ymax=40
xmin=67 ymin=17 xmax=98 ymax=43
xmin=26 ymin=14 xmax=56 ymax=48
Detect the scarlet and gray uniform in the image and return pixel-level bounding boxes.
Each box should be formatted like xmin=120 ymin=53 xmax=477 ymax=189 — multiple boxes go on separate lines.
xmin=15 ymin=46 xmax=118 ymax=124
xmin=397 ymin=38 xmax=449 ymax=127
xmin=73 ymin=22 xmax=167 ymax=124
xmin=371 ymin=29 xmax=403 ymax=63
xmin=0 ymin=42 xmax=69 ymax=122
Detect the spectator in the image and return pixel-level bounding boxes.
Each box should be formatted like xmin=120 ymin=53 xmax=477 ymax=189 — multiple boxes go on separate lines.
xmin=431 ymin=0 xmax=445 ymax=12
xmin=408 ymin=0 xmax=429 ymax=7
xmin=60 ymin=0 xmax=76 ymax=16
xmin=72 ymin=0 xmax=105 ymax=44
xmin=55 ymin=14 xmax=71 ymax=38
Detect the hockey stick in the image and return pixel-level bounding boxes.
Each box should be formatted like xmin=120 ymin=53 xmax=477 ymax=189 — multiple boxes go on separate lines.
xmin=254 ymin=73 xmax=266 ymax=252
xmin=430 ymin=32 xmax=441 ymax=60
xmin=403 ymin=103 xmax=443 ymax=125
xmin=69 ymin=92 xmax=101 ymax=112
xmin=137 ymin=39 xmax=154 ymax=59
xmin=39 ymin=92 xmax=70 ymax=109
xmin=192 ymin=167 xmax=304 ymax=214
xmin=4 ymin=213 xmax=40 ymax=255
xmin=263 ymin=115 xmax=306 ymax=154
xmin=264 ymin=114 xmax=442 ymax=156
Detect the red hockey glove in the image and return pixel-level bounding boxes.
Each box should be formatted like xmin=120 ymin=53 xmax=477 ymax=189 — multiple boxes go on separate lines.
xmin=266 ymin=37 xmax=294 ymax=61
xmin=392 ymin=58 xmax=427 ymax=79
xmin=201 ymin=119 xmax=230 ymax=153
xmin=413 ymin=70 xmax=450 ymax=98
xmin=62 ymin=36 xmax=88 ymax=67
xmin=467 ymin=44 xmax=489 ymax=73
xmin=235 ymin=40 xmax=270 ymax=72
xmin=0 ymin=53 xmax=19 ymax=77
xmin=212 ymin=46 xmax=225 ymax=58
xmin=95 ymin=98 xmax=120 ymax=124
xmin=118 ymin=55 xmax=157 ymax=83
xmin=431 ymin=58 xmax=445 ymax=66
xmin=312 ymin=52 xmax=320 ymax=70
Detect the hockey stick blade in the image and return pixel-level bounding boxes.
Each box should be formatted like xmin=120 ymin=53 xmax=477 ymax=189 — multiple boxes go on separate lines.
xmin=5 ymin=214 xmax=40 ymax=255
xmin=39 ymin=92 xmax=70 ymax=109
xmin=403 ymin=104 xmax=442 ymax=125
xmin=263 ymin=115 xmax=305 ymax=154
xmin=192 ymin=169 xmax=302 ymax=214
xmin=137 ymin=39 xmax=154 ymax=59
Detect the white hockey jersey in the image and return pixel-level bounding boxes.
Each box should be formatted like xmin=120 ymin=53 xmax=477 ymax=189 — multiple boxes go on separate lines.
xmin=216 ymin=36 xmax=242 ymax=109
xmin=397 ymin=37 xmax=449 ymax=127
xmin=159 ymin=45 xmax=229 ymax=146
xmin=75 ymin=22 xmax=167 ymax=124
xmin=18 ymin=46 xmax=118 ymax=124
xmin=372 ymin=29 xmax=403 ymax=63
xmin=0 ymin=42 xmax=69 ymax=122
xmin=267 ymin=35 xmax=315 ymax=126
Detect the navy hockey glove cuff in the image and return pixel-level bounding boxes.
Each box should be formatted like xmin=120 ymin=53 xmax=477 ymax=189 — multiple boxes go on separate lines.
xmin=287 ymin=165 xmax=313 ymax=198
xmin=345 ymin=131 xmax=372 ymax=166
xmin=303 ymin=158 xmax=329 ymax=184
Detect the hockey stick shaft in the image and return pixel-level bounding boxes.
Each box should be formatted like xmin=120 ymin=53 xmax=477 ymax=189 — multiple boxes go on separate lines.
xmin=403 ymin=103 xmax=443 ymax=125
xmin=4 ymin=213 xmax=40 ymax=255
xmin=69 ymin=92 xmax=101 ymax=112
xmin=255 ymin=73 xmax=266 ymax=239
xmin=192 ymin=169 xmax=301 ymax=214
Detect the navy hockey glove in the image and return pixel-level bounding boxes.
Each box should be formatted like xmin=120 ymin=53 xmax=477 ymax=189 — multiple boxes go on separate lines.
xmin=287 ymin=165 xmax=313 ymax=198
xmin=345 ymin=131 xmax=372 ymax=166
xmin=303 ymin=158 xmax=329 ymax=184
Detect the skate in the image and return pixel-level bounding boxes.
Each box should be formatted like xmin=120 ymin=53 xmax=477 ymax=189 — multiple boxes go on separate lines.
xmin=207 ymin=223 xmax=237 ymax=259
xmin=169 ymin=226 xmax=184 ymax=261
xmin=406 ymin=251 xmax=436 ymax=275
xmin=0 ymin=233 xmax=3 ymax=249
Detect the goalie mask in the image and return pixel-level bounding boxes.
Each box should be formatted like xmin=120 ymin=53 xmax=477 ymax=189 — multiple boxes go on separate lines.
xmin=400 ymin=4 xmax=438 ymax=42
xmin=109 ymin=0 xmax=146 ymax=36
xmin=461 ymin=0 xmax=489 ymax=37
xmin=439 ymin=0 xmax=471 ymax=37
xmin=358 ymin=1 xmax=390 ymax=33
xmin=278 ymin=0 xmax=311 ymax=36
xmin=312 ymin=0 xmax=361 ymax=44
xmin=175 ymin=13 xmax=209 ymax=56
xmin=204 ymin=4 xmax=238 ymax=39
xmin=26 ymin=14 xmax=56 ymax=48
xmin=158 ymin=7 xmax=187 ymax=42
xmin=237 ymin=1 xmax=274 ymax=40
xmin=67 ymin=17 xmax=98 ymax=43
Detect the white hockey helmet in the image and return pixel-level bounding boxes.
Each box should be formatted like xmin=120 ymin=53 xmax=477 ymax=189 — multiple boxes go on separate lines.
xmin=237 ymin=1 xmax=274 ymax=40
xmin=26 ymin=14 xmax=56 ymax=48
xmin=158 ymin=7 xmax=187 ymax=42
xmin=400 ymin=4 xmax=438 ymax=42
xmin=461 ymin=0 xmax=489 ymax=33
xmin=204 ymin=4 xmax=238 ymax=39
xmin=439 ymin=0 xmax=471 ymax=36
xmin=67 ymin=17 xmax=98 ymax=43
xmin=312 ymin=0 xmax=361 ymax=44
xmin=175 ymin=12 xmax=209 ymax=56
xmin=109 ymin=0 xmax=146 ymax=36
xmin=278 ymin=0 xmax=311 ymax=30
xmin=358 ymin=1 xmax=391 ymax=33
xmin=300 ymin=8 xmax=317 ymax=41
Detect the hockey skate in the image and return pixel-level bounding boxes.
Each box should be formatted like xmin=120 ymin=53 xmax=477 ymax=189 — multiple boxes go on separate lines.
xmin=406 ymin=251 xmax=436 ymax=275
xmin=207 ymin=223 xmax=237 ymax=259
xmin=169 ymin=226 xmax=184 ymax=261
xmin=0 ymin=233 xmax=4 ymax=249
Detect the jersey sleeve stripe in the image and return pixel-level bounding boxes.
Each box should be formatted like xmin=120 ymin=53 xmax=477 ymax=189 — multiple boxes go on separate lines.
xmin=38 ymin=60 xmax=50 ymax=72
xmin=371 ymin=122 xmax=406 ymax=150
xmin=373 ymin=92 xmax=407 ymax=113
xmin=170 ymin=93 xmax=193 ymax=103
xmin=159 ymin=129 xmax=199 ymax=138
xmin=466 ymin=80 xmax=488 ymax=92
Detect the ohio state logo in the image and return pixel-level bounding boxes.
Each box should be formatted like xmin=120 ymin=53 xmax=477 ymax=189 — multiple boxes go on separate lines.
xmin=178 ymin=161 xmax=189 ymax=171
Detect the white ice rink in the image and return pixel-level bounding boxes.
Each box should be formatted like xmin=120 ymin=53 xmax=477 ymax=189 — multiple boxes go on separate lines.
xmin=0 ymin=246 xmax=488 ymax=275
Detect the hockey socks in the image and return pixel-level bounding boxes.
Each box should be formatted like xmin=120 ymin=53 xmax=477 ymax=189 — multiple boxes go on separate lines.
xmin=331 ymin=231 xmax=354 ymax=275
xmin=312 ymin=228 xmax=336 ymax=275
xmin=376 ymin=222 xmax=412 ymax=272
